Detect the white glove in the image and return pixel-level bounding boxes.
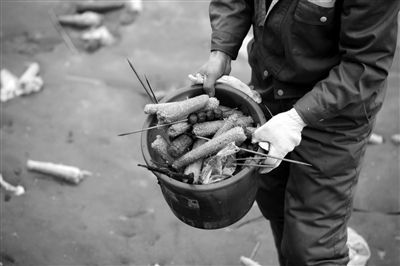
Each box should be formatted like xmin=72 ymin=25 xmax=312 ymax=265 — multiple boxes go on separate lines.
xmin=252 ymin=108 xmax=306 ymax=173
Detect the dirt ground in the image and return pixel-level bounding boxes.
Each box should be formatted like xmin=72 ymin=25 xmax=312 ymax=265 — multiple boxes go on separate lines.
xmin=0 ymin=1 xmax=399 ymax=266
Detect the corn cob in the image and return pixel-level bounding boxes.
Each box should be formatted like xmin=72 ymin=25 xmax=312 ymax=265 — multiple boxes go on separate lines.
xmin=236 ymin=116 xmax=254 ymax=127
xmin=26 ymin=160 xmax=92 ymax=185
xmin=244 ymin=126 xmax=257 ymax=138
xmin=192 ymin=120 xmax=225 ymax=137
xmin=167 ymin=134 xmax=194 ymax=158
xmin=144 ymin=95 xmax=215 ymax=115
xmin=144 ymin=102 xmax=175 ymax=114
xmin=219 ymin=105 xmax=245 ymax=118
xmin=213 ymin=114 xmax=240 ymax=138
xmin=0 ymin=173 xmax=25 ymax=196
xmin=202 ymin=97 xmax=220 ymax=111
xmin=183 ymin=139 xmax=207 ymax=183
xmin=167 ymin=122 xmax=191 ymax=138
xmin=151 ymin=135 xmax=174 ymax=164
xmin=214 ymin=114 xmax=255 ymax=138
xmin=172 ymin=127 xmax=247 ymax=169
xmin=157 ymin=94 xmax=209 ymax=123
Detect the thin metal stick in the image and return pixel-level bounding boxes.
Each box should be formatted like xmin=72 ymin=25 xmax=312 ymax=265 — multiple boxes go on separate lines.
xmin=236 ymin=163 xmax=275 ymax=168
xmin=48 ymin=10 xmax=79 ymax=54
xmin=262 ymin=103 xmax=274 ymax=119
xmin=126 ymin=59 xmax=156 ymax=103
xmin=193 ymin=136 xmax=311 ymax=166
xmin=195 ymin=135 xmax=210 ymax=141
xmin=234 ymin=157 xmax=265 ymax=161
xmin=250 ymin=241 xmax=261 ymax=259
xmin=118 ymin=119 xmax=188 ymax=136
xmin=239 ymin=147 xmax=312 ymax=167
xmin=145 ymin=75 xmax=158 ymax=104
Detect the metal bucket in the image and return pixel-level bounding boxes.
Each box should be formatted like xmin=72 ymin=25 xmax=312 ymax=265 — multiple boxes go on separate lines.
xmin=141 ymin=84 xmax=266 ymax=229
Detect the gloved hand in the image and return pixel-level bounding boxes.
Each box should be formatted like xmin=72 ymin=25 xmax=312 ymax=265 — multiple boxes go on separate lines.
xmin=252 ymin=108 xmax=306 ymax=173
xmin=191 ymin=50 xmax=231 ymax=96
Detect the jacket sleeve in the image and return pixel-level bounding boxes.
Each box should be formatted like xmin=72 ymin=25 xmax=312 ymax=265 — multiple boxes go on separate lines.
xmin=294 ymin=0 xmax=399 ymax=127
xmin=210 ymin=0 xmax=253 ymax=60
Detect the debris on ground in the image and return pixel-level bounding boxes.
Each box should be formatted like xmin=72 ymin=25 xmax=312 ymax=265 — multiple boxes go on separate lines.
xmin=240 ymin=241 xmax=262 ymax=266
xmin=347 ymin=227 xmax=371 ymax=266
xmin=58 ymin=11 xmax=103 ymax=28
xmin=1 ymin=62 xmax=44 ymax=102
xmin=127 ymin=0 xmax=143 ymax=13
xmin=27 ymin=160 xmax=92 ymax=185
xmin=0 ymin=173 xmax=25 ymax=196
xmin=240 ymin=256 xmax=262 ymax=266
xmin=368 ymin=133 xmax=384 ymax=145
xmin=81 ymin=26 xmax=115 ymax=52
xmin=390 ymin=133 xmax=400 ymax=145
xmin=18 ymin=62 xmax=44 ymax=94
xmin=75 ymin=1 xmax=125 ymax=13
xmin=377 ymin=249 xmax=386 ymax=260
xmin=52 ymin=0 xmax=142 ymax=52
xmin=1 ymin=69 xmax=19 ymax=102
xmin=120 ymin=0 xmax=143 ymax=25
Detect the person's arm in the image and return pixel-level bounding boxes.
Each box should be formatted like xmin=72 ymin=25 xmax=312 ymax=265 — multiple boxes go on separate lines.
xmin=294 ymin=0 xmax=399 ymax=127
xmin=198 ymin=0 xmax=253 ymax=96
xmin=209 ymin=0 xmax=254 ymax=60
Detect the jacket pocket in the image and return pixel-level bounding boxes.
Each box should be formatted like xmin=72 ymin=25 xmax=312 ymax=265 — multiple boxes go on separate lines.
xmin=294 ymin=0 xmax=336 ymax=26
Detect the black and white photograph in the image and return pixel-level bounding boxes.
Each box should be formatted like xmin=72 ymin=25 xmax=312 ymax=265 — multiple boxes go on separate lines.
xmin=1 ymin=0 xmax=399 ymax=265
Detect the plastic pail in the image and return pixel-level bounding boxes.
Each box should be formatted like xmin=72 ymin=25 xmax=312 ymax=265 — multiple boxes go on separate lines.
xmin=141 ymin=84 xmax=267 ymax=229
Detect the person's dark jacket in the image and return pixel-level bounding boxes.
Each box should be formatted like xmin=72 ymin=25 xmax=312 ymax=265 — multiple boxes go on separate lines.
xmin=210 ymin=0 xmax=399 ymax=127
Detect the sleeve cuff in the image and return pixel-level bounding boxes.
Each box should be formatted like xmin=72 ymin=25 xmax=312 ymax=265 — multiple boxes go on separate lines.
xmin=294 ymin=95 xmax=333 ymax=127
xmin=211 ymin=31 xmax=244 ymax=60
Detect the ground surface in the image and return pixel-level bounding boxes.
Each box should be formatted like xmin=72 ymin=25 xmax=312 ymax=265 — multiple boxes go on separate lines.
xmin=0 ymin=1 xmax=399 ymax=266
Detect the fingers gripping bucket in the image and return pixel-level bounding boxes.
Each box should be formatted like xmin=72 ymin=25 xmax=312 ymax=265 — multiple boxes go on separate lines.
xmin=141 ymin=85 xmax=266 ymax=229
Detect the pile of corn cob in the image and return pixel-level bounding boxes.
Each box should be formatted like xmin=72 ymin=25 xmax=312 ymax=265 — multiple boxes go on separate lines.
xmin=144 ymin=94 xmax=258 ymax=185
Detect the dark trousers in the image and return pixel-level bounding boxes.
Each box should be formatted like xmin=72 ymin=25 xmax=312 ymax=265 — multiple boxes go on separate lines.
xmin=255 ymin=99 xmax=373 ymax=266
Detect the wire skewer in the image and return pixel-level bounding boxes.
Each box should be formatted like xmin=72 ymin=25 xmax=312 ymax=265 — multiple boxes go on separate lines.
xmin=194 ymin=136 xmax=311 ymax=167
xmin=126 ymin=59 xmax=157 ymax=103
xmin=239 ymin=147 xmax=312 ymax=167
xmin=118 ymin=119 xmax=188 ymax=136
xmin=236 ymin=163 xmax=276 ymax=168
xmin=235 ymin=157 xmax=265 ymax=161
xmin=48 ymin=9 xmax=79 ymax=54
xmin=144 ymin=75 xmax=158 ymax=104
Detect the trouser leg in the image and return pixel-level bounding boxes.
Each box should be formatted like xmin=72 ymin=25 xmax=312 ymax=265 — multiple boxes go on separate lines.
xmin=280 ymin=118 xmax=371 ymax=266
xmin=255 ymin=100 xmax=372 ymax=266
xmin=269 ymin=220 xmax=286 ymax=266
xmin=256 ymin=159 xmax=290 ymax=266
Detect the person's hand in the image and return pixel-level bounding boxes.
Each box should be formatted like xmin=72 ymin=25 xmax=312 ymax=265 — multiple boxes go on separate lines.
xmin=252 ymin=108 xmax=306 ymax=173
xmin=191 ymin=51 xmax=231 ymax=96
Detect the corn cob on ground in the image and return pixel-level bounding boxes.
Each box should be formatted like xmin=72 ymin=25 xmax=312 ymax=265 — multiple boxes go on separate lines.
xmin=26 ymin=160 xmax=91 ymax=184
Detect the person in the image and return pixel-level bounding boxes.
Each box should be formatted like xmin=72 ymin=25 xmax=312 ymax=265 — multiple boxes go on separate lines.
xmin=195 ymin=0 xmax=399 ymax=265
